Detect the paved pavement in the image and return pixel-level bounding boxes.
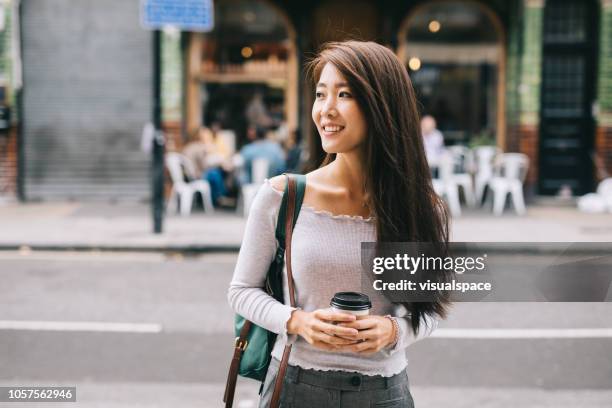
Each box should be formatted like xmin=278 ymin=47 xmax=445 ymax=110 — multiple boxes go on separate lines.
xmin=0 ymin=199 xmax=611 ymax=251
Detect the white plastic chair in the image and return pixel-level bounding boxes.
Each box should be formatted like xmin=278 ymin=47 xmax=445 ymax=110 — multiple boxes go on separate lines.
xmin=488 ymin=153 xmax=529 ymax=216
xmin=431 ymin=151 xmax=462 ymax=217
xmin=447 ymin=145 xmax=476 ymax=207
xmin=473 ymin=146 xmax=502 ymax=205
xmin=597 ymin=178 xmax=612 ymax=198
xmin=165 ymin=152 xmax=214 ymax=216
xmin=577 ymin=178 xmax=612 ymax=213
xmin=239 ymin=158 xmax=270 ymax=217
xmin=252 ymin=158 xmax=270 ymax=184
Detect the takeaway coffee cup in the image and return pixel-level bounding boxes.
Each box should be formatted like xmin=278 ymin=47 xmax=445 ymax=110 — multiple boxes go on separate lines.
xmin=330 ymin=292 xmax=372 ymax=316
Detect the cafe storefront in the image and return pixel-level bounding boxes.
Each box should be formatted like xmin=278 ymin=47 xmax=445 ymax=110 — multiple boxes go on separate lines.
xmin=10 ymin=0 xmax=610 ymax=201
xmin=174 ymin=0 xmax=611 ymax=196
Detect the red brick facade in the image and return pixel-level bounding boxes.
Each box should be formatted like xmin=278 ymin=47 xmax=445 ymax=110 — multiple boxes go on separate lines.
xmin=507 ymin=124 xmax=539 ymax=188
xmin=595 ymin=125 xmax=612 ymax=180
xmin=0 ymin=127 xmax=18 ymax=198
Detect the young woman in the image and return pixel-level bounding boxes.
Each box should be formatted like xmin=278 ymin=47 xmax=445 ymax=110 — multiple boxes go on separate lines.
xmin=228 ymin=40 xmax=450 ymax=407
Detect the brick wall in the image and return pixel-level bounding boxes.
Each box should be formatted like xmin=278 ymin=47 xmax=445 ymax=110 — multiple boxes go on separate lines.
xmin=596 ymin=2 xmax=612 ymax=180
xmin=596 ymin=125 xmax=612 ymax=179
xmin=518 ymin=124 xmax=539 ymax=186
xmin=0 ymin=127 xmax=17 ymax=198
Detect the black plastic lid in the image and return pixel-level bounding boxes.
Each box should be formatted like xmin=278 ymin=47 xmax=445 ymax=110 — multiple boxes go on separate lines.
xmin=330 ymin=292 xmax=372 ymax=311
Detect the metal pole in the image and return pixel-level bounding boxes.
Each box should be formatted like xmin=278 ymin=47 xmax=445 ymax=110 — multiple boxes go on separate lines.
xmin=16 ymin=89 xmax=24 ymax=201
xmin=16 ymin=0 xmax=24 ymax=202
xmin=152 ymin=30 xmax=164 ymax=233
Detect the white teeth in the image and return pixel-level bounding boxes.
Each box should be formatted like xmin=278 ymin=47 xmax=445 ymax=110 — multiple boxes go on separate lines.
xmin=324 ymin=126 xmax=343 ymax=132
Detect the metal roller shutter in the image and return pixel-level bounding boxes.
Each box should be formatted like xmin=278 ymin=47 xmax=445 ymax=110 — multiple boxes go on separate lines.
xmin=21 ymin=0 xmax=152 ymax=201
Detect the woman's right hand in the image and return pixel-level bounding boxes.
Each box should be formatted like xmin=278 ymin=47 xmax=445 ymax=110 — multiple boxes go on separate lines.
xmin=286 ymin=309 xmax=360 ymax=351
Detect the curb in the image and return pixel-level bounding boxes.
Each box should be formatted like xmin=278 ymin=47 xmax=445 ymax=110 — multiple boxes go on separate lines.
xmin=0 ymin=244 xmax=242 ymax=254
xmin=1 ymin=242 xmax=610 ymax=255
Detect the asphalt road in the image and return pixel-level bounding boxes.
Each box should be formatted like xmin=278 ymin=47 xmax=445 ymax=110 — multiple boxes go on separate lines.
xmin=1 ymin=251 xmax=611 ymax=407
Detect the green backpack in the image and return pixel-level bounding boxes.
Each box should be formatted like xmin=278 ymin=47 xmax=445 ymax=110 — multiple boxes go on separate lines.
xmin=224 ymin=174 xmax=306 ymax=406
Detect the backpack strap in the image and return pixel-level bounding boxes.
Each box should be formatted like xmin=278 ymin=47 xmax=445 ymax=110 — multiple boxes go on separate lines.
xmin=223 ymin=174 xmax=306 ymax=408
xmin=224 ymin=174 xmax=306 ymax=408
xmin=270 ymin=174 xmax=304 ymax=408
xmin=275 ymin=174 xmax=306 ymax=249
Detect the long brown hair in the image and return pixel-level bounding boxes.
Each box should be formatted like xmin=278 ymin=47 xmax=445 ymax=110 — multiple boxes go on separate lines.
xmin=306 ymin=40 xmax=451 ymax=334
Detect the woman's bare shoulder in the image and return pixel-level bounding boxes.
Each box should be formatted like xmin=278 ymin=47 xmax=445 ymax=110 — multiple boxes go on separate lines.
xmin=270 ymin=168 xmax=326 ymax=187
xmin=306 ymin=166 xmax=337 ymax=191
xmin=268 ymin=175 xmax=287 ymax=193
xmin=269 ymin=167 xmax=332 ymax=198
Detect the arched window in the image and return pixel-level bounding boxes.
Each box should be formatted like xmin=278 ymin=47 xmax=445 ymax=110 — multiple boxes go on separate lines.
xmin=398 ymin=1 xmax=504 ymax=146
xmin=197 ymin=0 xmax=297 ymax=148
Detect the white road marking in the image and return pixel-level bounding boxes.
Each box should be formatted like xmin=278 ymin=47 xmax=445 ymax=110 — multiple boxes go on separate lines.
xmin=0 ymin=320 xmax=163 ymax=333
xmin=1 ymin=321 xmax=610 ymax=338
xmin=0 ymin=251 xmax=167 ymax=262
xmin=0 ymin=250 xmax=237 ymax=262
xmin=432 ymin=328 xmax=612 ymax=339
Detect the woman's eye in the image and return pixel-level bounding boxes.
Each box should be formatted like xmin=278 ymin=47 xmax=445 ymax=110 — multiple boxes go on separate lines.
xmin=315 ymin=91 xmax=324 ymax=98
xmin=339 ymin=91 xmax=352 ymax=98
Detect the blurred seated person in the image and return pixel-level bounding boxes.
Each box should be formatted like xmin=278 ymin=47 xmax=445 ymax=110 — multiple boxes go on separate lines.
xmin=421 ymin=115 xmax=445 ymax=165
xmin=183 ymin=125 xmax=235 ymax=207
xmin=239 ymin=126 xmax=286 ymax=184
xmin=201 ymin=121 xmax=232 ymax=161
xmin=182 ymin=129 xmax=209 ymax=179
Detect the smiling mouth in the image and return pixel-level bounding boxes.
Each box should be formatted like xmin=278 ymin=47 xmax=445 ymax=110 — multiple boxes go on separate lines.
xmin=322 ymin=125 xmax=345 ymax=133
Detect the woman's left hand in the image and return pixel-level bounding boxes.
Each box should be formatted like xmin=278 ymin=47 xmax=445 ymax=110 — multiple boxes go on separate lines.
xmin=335 ymin=315 xmax=395 ymax=355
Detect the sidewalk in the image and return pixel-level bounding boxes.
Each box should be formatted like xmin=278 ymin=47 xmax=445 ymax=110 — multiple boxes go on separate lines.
xmin=0 ymin=201 xmax=611 ymax=251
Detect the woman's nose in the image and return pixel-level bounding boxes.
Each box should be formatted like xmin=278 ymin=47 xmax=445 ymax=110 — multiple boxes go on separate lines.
xmin=321 ymin=98 xmax=338 ymax=117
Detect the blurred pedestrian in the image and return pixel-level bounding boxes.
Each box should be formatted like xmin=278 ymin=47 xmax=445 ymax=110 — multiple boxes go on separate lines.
xmin=228 ymin=40 xmax=450 ymax=407
xmin=421 ymin=114 xmax=445 ymax=165
xmin=245 ymin=91 xmax=273 ymax=129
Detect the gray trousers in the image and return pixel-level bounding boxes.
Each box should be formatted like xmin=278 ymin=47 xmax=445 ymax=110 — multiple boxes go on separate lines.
xmin=258 ymin=357 xmax=414 ymax=408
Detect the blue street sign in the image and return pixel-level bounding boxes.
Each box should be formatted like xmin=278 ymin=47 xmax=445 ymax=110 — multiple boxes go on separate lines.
xmin=141 ymin=0 xmax=214 ymax=32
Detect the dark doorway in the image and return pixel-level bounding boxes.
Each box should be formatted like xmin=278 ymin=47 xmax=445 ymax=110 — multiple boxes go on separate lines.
xmin=400 ymin=1 xmax=502 ymax=147
xmin=539 ymin=0 xmax=598 ymax=195
xmin=202 ymin=83 xmax=284 ymax=148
